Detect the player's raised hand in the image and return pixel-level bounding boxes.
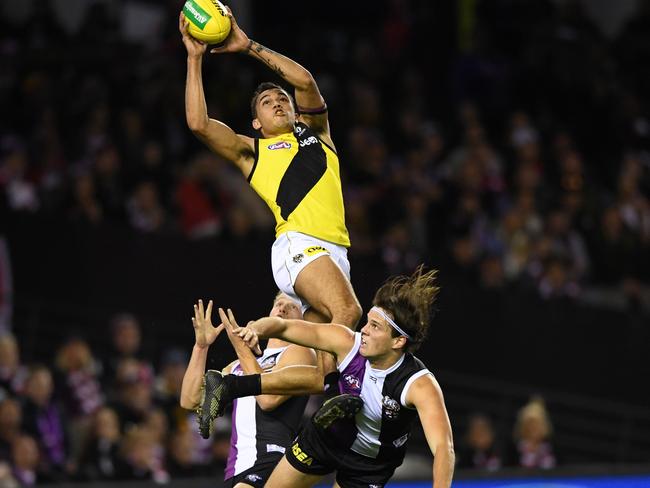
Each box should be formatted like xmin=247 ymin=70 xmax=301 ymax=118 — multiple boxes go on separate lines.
xmin=219 ymin=307 xmax=261 ymax=354
xmin=179 ymin=12 xmax=207 ymax=57
xmin=192 ymin=299 xmax=224 ymax=348
xmin=209 ymin=8 xmax=250 ymax=54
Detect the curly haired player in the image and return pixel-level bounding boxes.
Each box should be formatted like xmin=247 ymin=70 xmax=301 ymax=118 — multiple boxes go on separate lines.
xmin=211 ymin=267 xmax=454 ymax=488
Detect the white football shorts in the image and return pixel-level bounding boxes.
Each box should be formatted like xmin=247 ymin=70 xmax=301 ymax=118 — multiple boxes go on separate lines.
xmin=271 ymin=231 xmax=351 ymax=313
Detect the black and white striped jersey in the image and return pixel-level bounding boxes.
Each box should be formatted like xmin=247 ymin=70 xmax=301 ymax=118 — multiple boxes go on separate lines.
xmin=224 ymin=347 xmax=308 ymax=480
xmin=336 ymin=333 xmax=431 ymax=463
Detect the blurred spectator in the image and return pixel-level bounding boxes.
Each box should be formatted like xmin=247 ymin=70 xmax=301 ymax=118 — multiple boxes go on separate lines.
xmin=165 ymin=429 xmax=203 ymax=478
xmin=69 ymin=172 xmax=103 ymax=226
xmin=154 ymin=349 xmax=188 ymax=432
xmin=116 ymin=427 xmax=168 ymax=483
xmin=102 ymin=313 xmax=153 ymax=398
xmin=78 ymin=407 xmax=121 ymax=481
xmin=142 ymin=408 xmax=168 ymax=478
xmin=203 ymin=420 xmax=233 ymax=477
xmin=11 ymin=435 xmax=42 ymax=485
xmin=457 ymin=413 xmax=502 ymax=471
xmin=0 ymin=144 xmax=39 ymax=213
xmin=479 ymin=253 xmax=506 ymax=291
xmin=0 ymin=334 xmax=27 ymax=398
xmin=126 ymin=181 xmax=168 ymax=233
xmin=0 ymin=461 xmax=18 ymax=488
xmin=110 ymin=359 xmax=154 ymax=432
xmin=589 ymin=206 xmax=644 ymax=285
xmin=175 ymin=156 xmax=222 ymax=239
xmin=92 ymin=142 xmax=125 ymax=222
xmin=20 ymin=365 xmax=68 ymax=480
xmin=507 ymin=397 xmax=557 ymax=469
xmin=0 ymin=398 xmax=22 ymax=462
xmin=53 ymin=338 xmax=103 ymax=468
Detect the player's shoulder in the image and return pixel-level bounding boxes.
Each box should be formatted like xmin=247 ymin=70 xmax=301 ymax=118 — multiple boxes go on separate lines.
xmin=278 ymin=343 xmax=317 ymax=366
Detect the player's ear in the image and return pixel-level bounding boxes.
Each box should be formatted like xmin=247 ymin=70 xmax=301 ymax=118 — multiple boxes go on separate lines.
xmin=393 ymin=336 xmax=407 ymax=351
xmin=252 ymin=118 xmax=262 ymax=130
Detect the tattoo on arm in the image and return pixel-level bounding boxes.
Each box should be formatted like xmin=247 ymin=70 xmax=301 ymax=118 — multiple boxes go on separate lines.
xmin=250 ymin=41 xmax=286 ymax=78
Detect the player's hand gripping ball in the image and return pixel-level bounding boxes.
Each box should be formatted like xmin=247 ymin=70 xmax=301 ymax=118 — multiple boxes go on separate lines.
xmin=182 ymin=0 xmax=231 ymax=44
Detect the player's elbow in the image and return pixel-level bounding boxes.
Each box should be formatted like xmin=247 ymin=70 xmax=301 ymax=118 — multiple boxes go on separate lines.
xmin=294 ymin=72 xmax=317 ymax=92
xmin=434 ymin=437 xmax=455 ymax=460
xmin=179 ymin=394 xmax=198 ymax=411
xmin=187 ymin=117 xmax=208 ymax=135
xmin=256 ymin=395 xmax=283 ymax=412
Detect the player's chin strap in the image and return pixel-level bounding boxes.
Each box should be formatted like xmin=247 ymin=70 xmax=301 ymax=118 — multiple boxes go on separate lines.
xmin=370 ymin=307 xmax=412 ymax=340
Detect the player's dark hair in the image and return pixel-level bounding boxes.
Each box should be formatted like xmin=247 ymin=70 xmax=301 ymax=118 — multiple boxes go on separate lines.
xmin=250 ymin=82 xmax=296 ymax=118
xmin=372 ymin=265 xmax=439 ymax=353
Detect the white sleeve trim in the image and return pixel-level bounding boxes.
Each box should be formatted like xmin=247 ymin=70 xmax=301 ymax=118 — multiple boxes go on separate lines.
xmin=400 ymin=369 xmax=432 ymax=408
xmin=338 ymin=332 xmax=362 ymax=371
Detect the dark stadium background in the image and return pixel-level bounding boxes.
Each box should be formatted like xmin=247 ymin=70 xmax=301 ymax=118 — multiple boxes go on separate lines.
xmin=1 ymin=0 xmax=649 ymax=486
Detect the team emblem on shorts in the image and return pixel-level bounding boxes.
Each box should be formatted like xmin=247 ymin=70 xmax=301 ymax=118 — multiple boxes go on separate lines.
xmin=382 ymin=396 xmax=400 ymax=419
xmin=393 ymin=432 xmax=409 ymax=448
xmin=245 ymin=474 xmax=263 ymax=483
xmin=292 ymin=253 xmax=304 ymax=263
xmin=259 ymin=354 xmax=279 ymax=370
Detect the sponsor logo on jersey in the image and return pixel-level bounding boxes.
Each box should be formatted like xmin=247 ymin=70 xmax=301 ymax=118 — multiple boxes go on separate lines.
xmin=369 ymin=484 xmax=384 ymax=488
xmin=292 ymin=253 xmax=304 ymax=263
xmin=295 ymin=126 xmax=306 ymax=136
xmin=299 ymin=136 xmax=319 ymax=147
xmin=291 ymin=442 xmax=313 ymax=466
xmin=304 ymin=245 xmax=328 ymax=256
xmin=343 ymin=374 xmax=361 ymax=390
xmin=245 ymin=473 xmax=263 ymax=483
xmin=393 ymin=432 xmax=409 ymax=448
xmin=266 ymin=443 xmax=286 ymax=454
xmin=268 ymin=141 xmax=292 ymax=150
xmin=382 ymin=395 xmax=401 ymax=419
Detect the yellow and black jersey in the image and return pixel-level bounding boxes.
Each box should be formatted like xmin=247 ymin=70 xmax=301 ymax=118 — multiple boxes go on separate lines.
xmin=248 ymin=122 xmax=350 ymax=247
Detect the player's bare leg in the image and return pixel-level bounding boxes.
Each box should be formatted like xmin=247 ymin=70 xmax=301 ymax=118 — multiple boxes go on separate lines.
xmin=259 ymin=365 xmax=322 ymax=394
xmin=295 ymin=256 xmax=361 ymax=394
xmin=294 ymin=256 xmax=361 ymax=330
xmin=303 ymin=307 xmax=336 ymax=392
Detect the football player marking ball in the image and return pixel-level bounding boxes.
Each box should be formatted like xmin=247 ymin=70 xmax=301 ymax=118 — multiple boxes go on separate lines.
xmin=182 ymin=0 xmax=231 ymax=44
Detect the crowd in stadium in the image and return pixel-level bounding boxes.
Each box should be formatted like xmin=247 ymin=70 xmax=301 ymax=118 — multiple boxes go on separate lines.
xmin=1 ymin=1 xmax=648 ymax=302
xmin=0 ymin=316 xmax=557 ymax=483
xmin=1 ymin=0 xmax=650 ymax=483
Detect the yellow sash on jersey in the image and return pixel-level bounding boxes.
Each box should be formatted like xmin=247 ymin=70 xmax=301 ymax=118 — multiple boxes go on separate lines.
xmin=248 ymin=123 xmax=350 ymax=247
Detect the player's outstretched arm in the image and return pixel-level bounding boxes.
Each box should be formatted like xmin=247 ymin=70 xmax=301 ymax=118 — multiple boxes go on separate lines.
xmin=210 ymin=11 xmax=331 ymax=138
xmin=179 ymin=299 xmax=225 ymax=410
xmin=220 ymin=308 xmax=355 ymax=364
xmin=180 ymin=13 xmax=255 ymax=176
xmin=406 ymin=375 xmax=455 ymax=488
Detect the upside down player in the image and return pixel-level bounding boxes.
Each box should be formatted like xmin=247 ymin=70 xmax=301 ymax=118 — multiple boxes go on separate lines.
xmin=179 ymin=7 xmax=362 ymax=414
xmin=180 ymin=295 xmax=322 ymax=488
xmin=218 ymin=267 xmax=455 ymax=488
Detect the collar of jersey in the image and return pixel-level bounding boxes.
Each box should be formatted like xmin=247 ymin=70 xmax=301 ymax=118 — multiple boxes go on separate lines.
xmin=367 ymin=353 xmax=405 ymax=376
